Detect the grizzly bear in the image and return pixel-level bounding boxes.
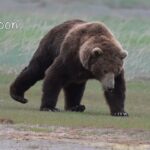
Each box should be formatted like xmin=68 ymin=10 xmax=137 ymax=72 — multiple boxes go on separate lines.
xmin=10 ymin=19 xmax=128 ymax=116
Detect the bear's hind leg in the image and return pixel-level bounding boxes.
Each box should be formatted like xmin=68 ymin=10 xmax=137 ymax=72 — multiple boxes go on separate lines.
xmin=10 ymin=61 xmax=45 ymax=104
xmin=64 ymin=82 xmax=86 ymax=112
xmin=104 ymin=70 xmax=128 ymax=117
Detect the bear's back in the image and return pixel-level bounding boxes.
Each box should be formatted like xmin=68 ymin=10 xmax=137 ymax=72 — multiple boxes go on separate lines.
xmin=39 ymin=20 xmax=86 ymax=55
xmin=60 ymin=21 xmax=114 ymax=56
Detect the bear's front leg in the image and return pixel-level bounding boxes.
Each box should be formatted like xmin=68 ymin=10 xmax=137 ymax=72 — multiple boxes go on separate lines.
xmin=104 ymin=70 xmax=129 ymax=117
xmin=40 ymin=58 xmax=66 ymax=112
xmin=63 ymin=82 xmax=86 ymax=112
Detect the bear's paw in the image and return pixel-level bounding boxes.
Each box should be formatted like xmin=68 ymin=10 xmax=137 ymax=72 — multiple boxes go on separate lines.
xmin=70 ymin=105 xmax=86 ymax=112
xmin=111 ymin=111 xmax=128 ymax=117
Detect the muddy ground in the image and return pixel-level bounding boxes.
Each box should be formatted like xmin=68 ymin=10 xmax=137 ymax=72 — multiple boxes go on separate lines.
xmin=0 ymin=123 xmax=150 ymax=150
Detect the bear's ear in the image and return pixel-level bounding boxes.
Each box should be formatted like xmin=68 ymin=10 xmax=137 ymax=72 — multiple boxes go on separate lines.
xmin=120 ymin=50 xmax=128 ymax=59
xmin=91 ymin=47 xmax=103 ymax=58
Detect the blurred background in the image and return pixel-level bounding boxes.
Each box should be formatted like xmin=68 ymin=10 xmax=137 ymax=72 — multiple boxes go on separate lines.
xmin=0 ymin=0 xmax=150 ymax=80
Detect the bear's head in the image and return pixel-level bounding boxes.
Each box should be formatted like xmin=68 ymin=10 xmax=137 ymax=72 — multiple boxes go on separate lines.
xmin=79 ymin=35 xmax=128 ymax=91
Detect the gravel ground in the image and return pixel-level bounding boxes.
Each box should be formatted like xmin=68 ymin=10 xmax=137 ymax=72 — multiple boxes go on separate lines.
xmin=0 ymin=124 xmax=150 ymax=150
xmin=0 ymin=139 xmax=101 ymax=150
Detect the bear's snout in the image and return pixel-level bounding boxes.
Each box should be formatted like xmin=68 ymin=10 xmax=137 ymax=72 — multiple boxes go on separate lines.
xmin=101 ymin=73 xmax=115 ymax=91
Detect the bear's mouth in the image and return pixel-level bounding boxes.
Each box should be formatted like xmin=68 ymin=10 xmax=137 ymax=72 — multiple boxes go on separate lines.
xmin=101 ymin=72 xmax=115 ymax=91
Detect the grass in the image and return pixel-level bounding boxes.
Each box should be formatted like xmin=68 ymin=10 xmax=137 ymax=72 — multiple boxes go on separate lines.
xmin=102 ymin=0 xmax=150 ymax=8
xmin=0 ymin=0 xmax=150 ymax=131
xmin=0 ymin=73 xmax=150 ymax=130
xmin=0 ymin=13 xmax=150 ymax=79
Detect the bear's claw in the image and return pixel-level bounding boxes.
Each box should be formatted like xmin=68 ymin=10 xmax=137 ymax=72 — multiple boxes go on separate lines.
xmin=111 ymin=111 xmax=129 ymax=117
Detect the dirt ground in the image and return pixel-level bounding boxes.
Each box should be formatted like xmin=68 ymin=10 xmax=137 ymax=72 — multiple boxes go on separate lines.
xmin=0 ymin=122 xmax=150 ymax=150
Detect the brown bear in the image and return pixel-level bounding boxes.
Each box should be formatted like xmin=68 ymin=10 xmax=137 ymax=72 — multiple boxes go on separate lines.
xmin=10 ymin=19 xmax=128 ymax=116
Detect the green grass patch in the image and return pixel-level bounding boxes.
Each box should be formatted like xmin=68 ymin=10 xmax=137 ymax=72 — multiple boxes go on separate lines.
xmin=0 ymin=74 xmax=150 ymax=130
xmin=0 ymin=13 xmax=150 ymax=79
xmin=0 ymin=0 xmax=150 ymax=130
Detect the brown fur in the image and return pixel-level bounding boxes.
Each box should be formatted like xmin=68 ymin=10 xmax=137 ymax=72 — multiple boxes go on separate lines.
xmin=10 ymin=19 xmax=128 ymax=116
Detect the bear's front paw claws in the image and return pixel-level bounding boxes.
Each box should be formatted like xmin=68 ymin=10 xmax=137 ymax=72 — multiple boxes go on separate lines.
xmin=112 ymin=111 xmax=128 ymax=117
